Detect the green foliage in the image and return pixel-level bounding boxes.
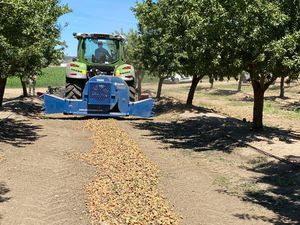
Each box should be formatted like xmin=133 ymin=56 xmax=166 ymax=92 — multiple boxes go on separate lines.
xmin=0 ymin=0 xmax=70 ymax=78
xmin=123 ymin=30 xmax=144 ymax=71
xmin=134 ymin=0 xmax=300 ymax=128
xmin=133 ymin=1 xmax=178 ymax=78
xmin=6 ymin=67 xmax=66 ymax=88
xmin=134 ymin=0 xmax=300 ymax=82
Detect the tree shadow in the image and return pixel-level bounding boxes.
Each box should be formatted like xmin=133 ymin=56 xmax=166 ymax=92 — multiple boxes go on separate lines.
xmin=265 ymin=96 xmax=290 ymax=101
xmin=133 ymin=114 xmax=300 ymax=224
xmin=241 ymin=95 xmax=254 ymax=102
xmin=0 ymin=182 xmax=10 ymax=222
xmin=268 ymin=85 xmax=281 ymax=90
xmin=155 ymin=97 xmax=216 ymax=116
xmin=210 ymin=89 xmax=240 ymax=96
xmin=0 ymin=182 xmax=10 ymax=203
xmin=0 ymin=118 xmax=43 ymax=148
xmin=132 ymin=94 xmax=300 ymax=223
xmin=2 ymin=96 xmax=42 ymax=118
xmin=42 ymin=115 xmax=150 ymax=122
xmin=42 ymin=115 xmax=92 ymax=121
xmin=234 ymin=162 xmax=300 ymax=224
xmin=241 ymin=95 xmax=292 ymax=103
xmin=282 ymin=101 xmax=300 ymax=112
xmin=133 ymin=115 xmax=300 ymax=152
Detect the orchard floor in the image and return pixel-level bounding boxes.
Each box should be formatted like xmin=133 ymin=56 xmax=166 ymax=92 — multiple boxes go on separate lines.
xmin=0 ymin=89 xmax=95 ymax=225
xmin=0 ymin=87 xmax=300 ymax=225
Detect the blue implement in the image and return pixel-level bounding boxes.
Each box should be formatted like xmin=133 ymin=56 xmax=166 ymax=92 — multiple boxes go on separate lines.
xmin=43 ymin=76 xmax=154 ymax=118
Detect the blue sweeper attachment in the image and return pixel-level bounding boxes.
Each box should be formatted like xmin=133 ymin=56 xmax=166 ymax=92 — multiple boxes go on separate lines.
xmin=43 ymin=76 xmax=154 ymax=118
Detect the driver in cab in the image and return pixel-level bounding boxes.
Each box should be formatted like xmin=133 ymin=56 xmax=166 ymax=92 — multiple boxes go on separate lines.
xmin=94 ymin=41 xmax=111 ymax=63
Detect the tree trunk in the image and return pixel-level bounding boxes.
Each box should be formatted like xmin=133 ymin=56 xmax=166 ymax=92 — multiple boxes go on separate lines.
xmin=237 ymin=73 xmax=244 ymax=92
xmin=156 ymin=77 xmax=165 ymax=99
xmin=279 ymin=76 xmax=285 ymax=98
xmin=136 ymin=70 xmax=144 ymax=98
xmin=209 ymin=77 xmax=214 ymax=89
xmin=186 ymin=75 xmax=201 ymax=106
xmin=0 ymin=77 xmax=7 ymax=108
xmin=20 ymin=77 xmax=28 ymax=97
xmin=252 ymin=80 xmax=265 ymax=130
xmin=286 ymin=76 xmax=291 ymax=87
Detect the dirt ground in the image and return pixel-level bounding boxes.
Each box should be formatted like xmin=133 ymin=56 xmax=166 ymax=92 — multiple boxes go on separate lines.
xmin=0 ymin=89 xmax=95 ymax=225
xmin=1 ymin=87 xmax=300 ymax=225
xmin=144 ymin=80 xmax=300 ymax=132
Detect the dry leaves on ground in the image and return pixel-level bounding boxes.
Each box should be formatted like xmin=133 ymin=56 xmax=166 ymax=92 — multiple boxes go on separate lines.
xmin=80 ymin=119 xmax=179 ymax=225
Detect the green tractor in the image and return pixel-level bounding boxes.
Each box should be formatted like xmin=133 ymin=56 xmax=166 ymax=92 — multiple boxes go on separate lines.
xmin=65 ymin=33 xmax=136 ymax=101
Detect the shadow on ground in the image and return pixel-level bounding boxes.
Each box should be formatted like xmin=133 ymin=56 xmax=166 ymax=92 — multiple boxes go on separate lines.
xmin=154 ymin=97 xmax=216 ymax=116
xmin=210 ymin=89 xmax=240 ymax=96
xmin=0 ymin=118 xmax=43 ymax=147
xmin=282 ymin=101 xmax=300 ymax=112
xmin=2 ymin=96 xmax=42 ymax=118
xmin=234 ymin=162 xmax=300 ymax=224
xmin=241 ymin=95 xmax=292 ymax=103
xmin=0 ymin=182 xmax=10 ymax=203
xmin=42 ymin=115 xmax=92 ymax=121
xmin=0 ymin=182 xmax=10 ymax=222
xmin=134 ymin=98 xmax=300 ymax=224
xmin=133 ymin=115 xmax=300 ymax=152
xmin=265 ymin=96 xmax=290 ymax=101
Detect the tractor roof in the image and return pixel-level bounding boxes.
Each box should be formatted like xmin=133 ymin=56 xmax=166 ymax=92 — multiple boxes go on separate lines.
xmin=73 ymin=33 xmax=124 ymax=41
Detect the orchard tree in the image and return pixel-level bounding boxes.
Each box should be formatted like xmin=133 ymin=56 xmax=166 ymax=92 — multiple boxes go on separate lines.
xmin=133 ymin=0 xmax=178 ymax=99
xmin=124 ymin=30 xmax=147 ymax=97
xmin=158 ymin=0 xmax=239 ymax=106
xmin=115 ymin=29 xmax=146 ymax=97
xmin=0 ymin=0 xmax=69 ymax=106
xmin=218 ymin=0 xmax=300 ymax=129
xmin=134 ymin=0 xmax=300 ymax=129
xmin=266 ymin=0 xmax=300 ymax=98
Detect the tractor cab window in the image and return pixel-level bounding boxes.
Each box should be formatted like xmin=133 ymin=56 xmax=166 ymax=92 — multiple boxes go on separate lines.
xmin=83 ymin=38 xmax=119 ymax=64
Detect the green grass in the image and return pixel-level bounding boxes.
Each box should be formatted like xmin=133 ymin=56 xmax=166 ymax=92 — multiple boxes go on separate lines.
xmin=6 ymin=67 xmax=158 ymax=88
xmin=6 ymin=67 xmax=66 ymax=88
xmin=158 ymin=79 xmax=300 ymax=120
xmin=247 ymin=156 xmax=268 ymax=165
xmin=142 ymin=74 xmax=159 ymax=83
xmin=216 ymin=83 xmax=253 ymax=92
xmin=214 ymin=176 xmax=232 ymax=189
xmin=264 ymin=100 xmax=300 ymax=119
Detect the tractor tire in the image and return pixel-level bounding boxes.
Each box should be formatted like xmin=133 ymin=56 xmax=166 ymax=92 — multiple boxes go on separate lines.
xmin=129 ymin=85 xmax=136 ymax=102
xmin=65 ymin=78 xmax=85 ymax=99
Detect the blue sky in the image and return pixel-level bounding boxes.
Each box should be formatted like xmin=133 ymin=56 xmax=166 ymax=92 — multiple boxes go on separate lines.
xmin=59 ymin=0 xmax=139 ymax=56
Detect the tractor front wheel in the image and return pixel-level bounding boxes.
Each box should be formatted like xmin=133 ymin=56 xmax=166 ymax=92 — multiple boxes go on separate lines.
xmin=65 ymin=78 xmax=86 ymax=99
xmin=129 ymin=86 xmax=136 ymax=102
xmin=126 ymin=81 xmax=136 ymax=102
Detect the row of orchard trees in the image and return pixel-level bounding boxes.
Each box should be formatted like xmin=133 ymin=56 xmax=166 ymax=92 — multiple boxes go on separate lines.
xmin=0 ymin=0 xmax=70 ymax=106
xmin=132 ymin=0 xmax=300 ymax=130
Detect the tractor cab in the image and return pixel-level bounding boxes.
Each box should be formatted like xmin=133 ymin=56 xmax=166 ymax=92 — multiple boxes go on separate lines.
xmin=65 ymin=33 xmax=136 ymax=101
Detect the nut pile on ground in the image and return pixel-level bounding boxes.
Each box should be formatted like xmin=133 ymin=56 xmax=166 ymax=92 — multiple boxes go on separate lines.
xmin=81 ymin=120 xmax=178 ymax=225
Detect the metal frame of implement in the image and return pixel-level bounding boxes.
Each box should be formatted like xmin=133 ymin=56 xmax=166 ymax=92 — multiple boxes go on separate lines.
xmin=43 ymin=76 xmax=154 ymax=118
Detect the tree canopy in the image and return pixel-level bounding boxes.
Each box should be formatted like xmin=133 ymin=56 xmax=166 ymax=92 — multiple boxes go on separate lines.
xmin=134 ymin=0 xmax=300 ymax=129
xmin=0 ymin=0 xmax=70 ymax=104
xmin=133 ymin=1 xmax=179 ymax=98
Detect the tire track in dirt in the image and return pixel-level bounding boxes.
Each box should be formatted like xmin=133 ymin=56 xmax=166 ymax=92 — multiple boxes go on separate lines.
xmin=0 ymin=117 xmax=95 ymax=225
